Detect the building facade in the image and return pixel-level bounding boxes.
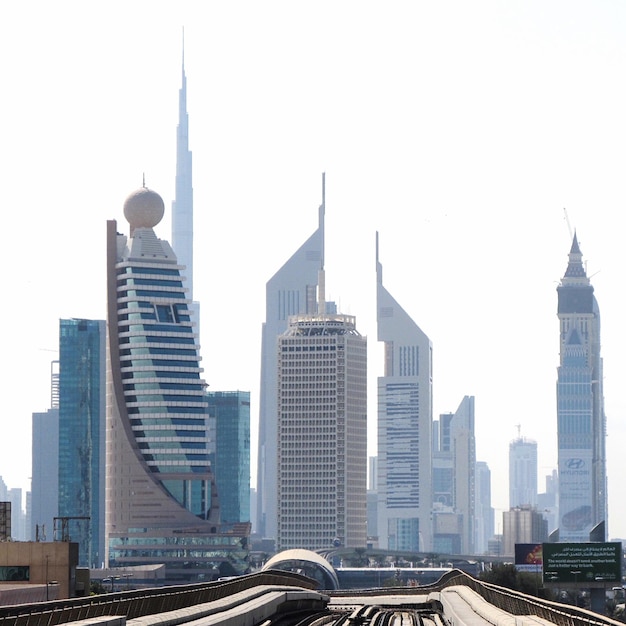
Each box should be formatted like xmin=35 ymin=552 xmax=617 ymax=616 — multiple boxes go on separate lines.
xmin=105 ymin=187 xmax=249 ymax=582
xmin=276 ymin=303 xmax=367 ymax=551
xmin=58 ymin=318 xmax=106 ymax=567
xmin=556 ymin=233 xmax=607 ymax=541
xmin=432 ymin=397 xmax=476 ymax=555
xmin=257 ymin=175 xmax=325 ymax=540
xmin=31 ymin=360 xmax=60 ymax=542
xmin=376 ymin=234 xmax=432 ymax=552
xmin=474 ymin=461 xmax=494 ymax=555
xmin=207 ymin=391 xmax=251 ymax=524
xmin=508 ymin=436 xmax=538 ymax=509
xmin=502 ymin=506 xmax=548 ymax=557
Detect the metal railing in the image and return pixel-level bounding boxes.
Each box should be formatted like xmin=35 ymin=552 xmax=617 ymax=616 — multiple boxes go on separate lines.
xmin=0 ymin=570 xmax=317 ymax=626
xmin=329 ymin=569 xmax=624 ymax=626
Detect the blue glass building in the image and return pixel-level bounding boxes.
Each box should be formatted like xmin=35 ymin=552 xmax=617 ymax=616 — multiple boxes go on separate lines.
xmin=207 ymin=391 xmax=250 ymax=524
xmin=58 ymin=318 xmax=106 ymax=567
xmin=556 ymin=233 xmax=607 ymax=541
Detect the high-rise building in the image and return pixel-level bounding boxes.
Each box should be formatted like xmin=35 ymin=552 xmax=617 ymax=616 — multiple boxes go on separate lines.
xmin=31 ymin=362 xmax=60 ymax=542
xmin=376 ymin=233 xmax=432 ymax=552
xmin=257 ymin=176 xmax=325 ymax=540
xmin=106 ymin=186 xmax=249 ymax=582
xmin=58 ymin=318 xmax=106 ymax=567
xmin=8 ymin=488 xmax=25 ymax=541
xmin=171 ymin=48 xmax=200 ymax=334
xmin=502 ymin=506 xmax=548 ymax=558
xmin=207 ymin=391 xmax=250 ymax=524
xmin=474 ymin=461 xmax=494 ymax=555
xmin=508 ymin=435 xmax=538 ymax=509
xmin=276 ymin=282 xmax=367 ymax=551
xmin=432 ymin=397 xmax=475 ymax=554
xmin=556 ymin=233 xmax=607 ymax=541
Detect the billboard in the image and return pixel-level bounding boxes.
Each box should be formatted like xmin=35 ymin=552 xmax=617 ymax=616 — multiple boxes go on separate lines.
xmin=515 ymin=544 xmax=543 ymax=572
xmin=542 ymin=542 xmax=622 ymax=585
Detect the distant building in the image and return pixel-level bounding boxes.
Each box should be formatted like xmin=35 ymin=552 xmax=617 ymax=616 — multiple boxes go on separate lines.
xmin=556 ymin=233 xmax=607 ymax=540
xmin=509 ymin=436 xmax=537 ymax=509
xmin=8 ymin=489 xmax=25 ymax=541
xmin=207 ymin=391 xmax=251 ymax=524
xmin=58 ymin=318 xmax=106 ymax=567
xmin=31 ymin=406 xmax=59 ymax=542
xmin=367 ymin=456 xmax=378 ymax=542
xmin=257 ymin=176 xmax=325 ymax=540
xmin=432 ymin=397 xmax=476 ymax=555
xmin=474 ymin=461 xmax=494 ymax=555
xmin=502 ymin=506 xmax=548 ymax=557
xmin=376 ymin=234 xmax=432 ymax=552
xmin=105 ymin=186 xmax=249 ymax=582
xmin=276 ymin=276 xmax=367 ymax=551
xmin=537 ymin=469 xmax=558 ymax=535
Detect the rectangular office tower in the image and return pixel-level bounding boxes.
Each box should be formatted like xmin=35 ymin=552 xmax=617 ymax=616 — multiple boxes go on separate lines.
xmin=207 ymin=391 xmax=251 ymax=524
xmin=556 ymin=233 xmax=607 ymax=541
xmin=277 ymin=308 xmax=367 ymax=551
xmin=376 ymin=234 xmax=433 ymax=552
xmin=58 ymin=319 xmax=106 ymax=568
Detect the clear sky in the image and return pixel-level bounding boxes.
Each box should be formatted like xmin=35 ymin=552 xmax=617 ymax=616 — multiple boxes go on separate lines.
xmin=2 ymin=1 xmax=626 ymax=539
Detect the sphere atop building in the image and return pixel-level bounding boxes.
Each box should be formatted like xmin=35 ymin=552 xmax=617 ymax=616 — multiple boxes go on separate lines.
xmin=123 ymin=185 xmax=165 ymax=230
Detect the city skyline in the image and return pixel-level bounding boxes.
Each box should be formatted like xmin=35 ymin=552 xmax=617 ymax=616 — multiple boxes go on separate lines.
xmin=3 ymin=2 xmax=626 ymax=538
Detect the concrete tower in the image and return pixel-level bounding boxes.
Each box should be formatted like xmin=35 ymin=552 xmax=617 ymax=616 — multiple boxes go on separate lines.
xmin=257 ymin=176 xmax=325 ymax=540
xmin=556 ymin=233 xmax=607 ymax=541
xmin=376 ymin=233 xmax=433 ymax=552
xmin=276 ymin=276 xmax=367 ymax=551
xmin=508 ymin=435 xmax=538 ymax=509
xmin=106 ymin=186 xmax=249 ymax=582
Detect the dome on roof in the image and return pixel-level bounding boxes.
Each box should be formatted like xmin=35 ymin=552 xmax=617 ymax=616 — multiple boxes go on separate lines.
xmin=123 ymin=186 xmax=165 ymax=230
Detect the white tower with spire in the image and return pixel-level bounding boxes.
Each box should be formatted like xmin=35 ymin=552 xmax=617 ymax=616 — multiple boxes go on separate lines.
xmin=172 ymin=39 xmax=199 ymax=331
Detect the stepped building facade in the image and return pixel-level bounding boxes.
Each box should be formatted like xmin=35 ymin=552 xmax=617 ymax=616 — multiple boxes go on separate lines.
xmin=556 ymin=233 xmax=607 ymax=541
xmin=105 ymin=186 xmax=249 ymax=582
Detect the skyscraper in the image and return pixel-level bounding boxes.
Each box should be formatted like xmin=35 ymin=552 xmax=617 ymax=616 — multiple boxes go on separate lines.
xmin=106 ymin=186 xmax=249 ymax=582
xmin=556 ymin=233 xmax=607 ymax=541
xmin=31 ymin=362 xmax=60 ymax=542
xmin=58 ymin=319 xmax=106 ymax=567
xmin=276 ymin=279 xmax=367 ymax=551
xmin=172 ymin=48 xmax=193 ymax=298
xmin=207 ymin=391 xmax=251 ymax=524
xmin=474 ymin=461 xmax=494 ymax=555
xmin=171 ymin=47 xmax=200 ymax=333
xmin=508 ymin=435 xmax=538 ymax=509
xmin=376 ymin=234 xmax=433 ymax=552
xmin=257 ymin=176 xmax=325 ymax=540
xmin=432 ymin=397 xmax=475 ymax=554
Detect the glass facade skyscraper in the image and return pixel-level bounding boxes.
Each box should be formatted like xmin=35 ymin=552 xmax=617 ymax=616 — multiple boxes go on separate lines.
xmin=207 ymin=391 xmax=250 ymax=524
xmin=106 ymin=187 xmax=249 ymax=582
xmin=556 ymin=233 xmax=607 ymax=541
xmin=58 ymin=318 xmax=106 ymax=567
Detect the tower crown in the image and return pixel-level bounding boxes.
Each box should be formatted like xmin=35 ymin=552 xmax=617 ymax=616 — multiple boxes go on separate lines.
xmin=123 ymin=186 xmax=165 ymax=234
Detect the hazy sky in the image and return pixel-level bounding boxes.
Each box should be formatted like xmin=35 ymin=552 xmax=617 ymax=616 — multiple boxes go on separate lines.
xmin=2 ymin=1 xmax=626 ymax=538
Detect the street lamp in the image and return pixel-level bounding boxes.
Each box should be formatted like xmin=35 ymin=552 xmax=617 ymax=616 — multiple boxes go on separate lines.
xmin=46 ymin=580 xmax=58 ymax=601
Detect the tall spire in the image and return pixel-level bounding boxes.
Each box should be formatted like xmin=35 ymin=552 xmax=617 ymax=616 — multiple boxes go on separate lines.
xmin=563 ymin=231 xmax=588 ymax=283
xmin=172 ymin=33 xmax=194 ymax=298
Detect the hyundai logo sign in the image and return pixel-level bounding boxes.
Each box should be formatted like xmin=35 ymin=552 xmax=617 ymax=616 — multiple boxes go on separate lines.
xmin=566 ymin=458 xmax=585 ymax=470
